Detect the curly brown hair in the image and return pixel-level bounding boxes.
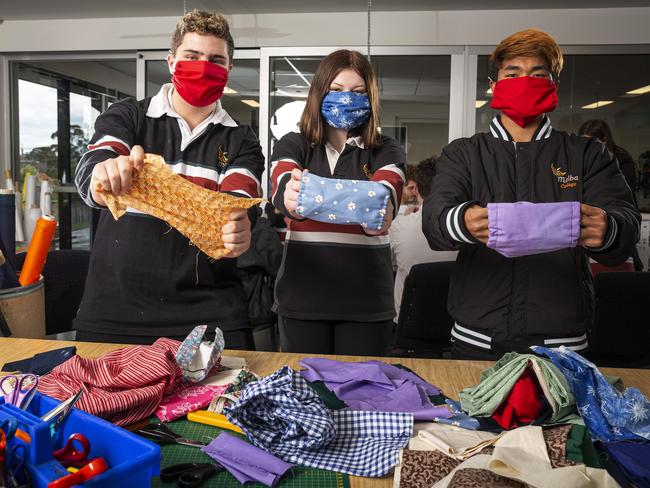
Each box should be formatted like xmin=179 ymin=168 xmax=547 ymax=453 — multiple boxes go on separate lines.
xmin=170 ymin=10 xmax=235 ymax=62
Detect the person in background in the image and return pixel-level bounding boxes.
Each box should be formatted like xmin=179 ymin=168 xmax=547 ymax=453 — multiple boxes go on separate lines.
xmin=73 ymin=10 xmax=263 ymax=347
xmin=423 ymin=29 xmax=640 ymax=360
xmin=390 ymin=156 xmax=458 ymax=320
xmin=270 ymin=49 xmax=406 ymax=356
xmin=399 ymin=165 xmax=418 ymax=215
xmin=579 ymin=119 xmax=637 ymax=204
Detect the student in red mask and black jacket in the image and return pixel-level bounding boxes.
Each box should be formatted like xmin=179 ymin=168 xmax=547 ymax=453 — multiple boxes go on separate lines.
xmin=423 ymin=29 xmax=640 ymax=360
xmin=73 ymin=11 xmax=263 ymax=347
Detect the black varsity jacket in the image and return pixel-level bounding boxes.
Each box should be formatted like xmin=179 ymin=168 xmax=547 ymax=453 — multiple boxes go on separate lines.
xmin=422 ymin=115 xmax=641 ymax=355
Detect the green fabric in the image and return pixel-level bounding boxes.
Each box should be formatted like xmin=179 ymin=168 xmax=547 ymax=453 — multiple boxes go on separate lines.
xmin=459 ymin=352 xmax=576 ymax=423
xmin=566 ymin=424 xmax=602 ymax=469
xmin=306 ymin=380 xmax=347 ymax=410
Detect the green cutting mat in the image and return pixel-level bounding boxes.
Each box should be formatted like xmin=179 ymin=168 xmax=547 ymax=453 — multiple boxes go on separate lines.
xmin=150 ymin=417 xmax=350 ymax=488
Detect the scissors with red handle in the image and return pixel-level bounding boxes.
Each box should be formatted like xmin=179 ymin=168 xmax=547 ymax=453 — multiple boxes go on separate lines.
xmin=53 ymin=433 xmax=92 ymax=468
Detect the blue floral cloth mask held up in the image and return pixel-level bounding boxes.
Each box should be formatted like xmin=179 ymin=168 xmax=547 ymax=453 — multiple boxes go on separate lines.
xmin=321 ymin=91 xmax=371 ymax=129
xmin=296 ymin=173 xmax=390 ymax=230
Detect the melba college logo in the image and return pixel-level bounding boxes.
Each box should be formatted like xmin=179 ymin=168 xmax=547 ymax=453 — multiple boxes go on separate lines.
xmin=551 ymin=164 xmax=579 ymax=189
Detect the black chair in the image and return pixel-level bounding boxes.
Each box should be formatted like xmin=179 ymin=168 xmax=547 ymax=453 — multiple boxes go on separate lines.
xmin=16 ymin=250 xmax=91 ymax=336
xmin=587 ymin=272 xmax=650 ymax=368
xmin=393 ymin=261 xmax=455 ymax=358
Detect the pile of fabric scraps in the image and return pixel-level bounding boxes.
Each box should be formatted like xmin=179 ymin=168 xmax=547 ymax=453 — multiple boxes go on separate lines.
xmin=299 ymin=357 xmax=453 ymax=421
xmin=532 ymin=346 xmax=650 ymax=488
xmin=225 ymin=365 xmax=413 ymax=477
xmin=459 ymin=352 xmax=579 ymax=431
xmin=395 ymin=424 xmax=618 ymax=487
xmin=38 ymin=337 xmax=220 ymax=426
xmin=156 ymin=355 xmax=258 ymax=422
xmin=38 ymin=326 xmax=233 ymax=426
xmin=533 ymin=346 xmax=650 ymax=442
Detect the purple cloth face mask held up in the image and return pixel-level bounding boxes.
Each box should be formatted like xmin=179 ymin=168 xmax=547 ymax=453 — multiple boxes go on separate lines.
xmin=487 ymin=201 xmax=581 ymax=258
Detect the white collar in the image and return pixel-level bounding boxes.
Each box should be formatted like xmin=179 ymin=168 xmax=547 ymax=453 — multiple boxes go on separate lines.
xmin=326 ymin=135 xmax=365 ymax=153
xmin=146 ymin=83 xmax=238 ymax=128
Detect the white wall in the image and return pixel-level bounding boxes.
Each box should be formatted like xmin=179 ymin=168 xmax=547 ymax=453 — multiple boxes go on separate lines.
xmin=0 ymin=7 xmax=649 ymax=53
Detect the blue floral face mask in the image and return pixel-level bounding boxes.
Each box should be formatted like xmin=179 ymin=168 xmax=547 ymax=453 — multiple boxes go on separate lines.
xmin=321 ymin=91 xmax=371 ymax=129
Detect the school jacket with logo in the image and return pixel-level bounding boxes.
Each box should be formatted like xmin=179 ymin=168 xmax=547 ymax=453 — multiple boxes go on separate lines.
xmin=422 ymin=115 xmax=641 ymax=355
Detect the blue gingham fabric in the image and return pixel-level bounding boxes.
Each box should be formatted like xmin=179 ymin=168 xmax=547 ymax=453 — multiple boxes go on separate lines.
xmin=224 ymin=366 xmax=413 ymax=477
xmin=533 ymin=346 xmax=650 ymax=442
xmin=296 ymin=173 xmax=390 ymax=230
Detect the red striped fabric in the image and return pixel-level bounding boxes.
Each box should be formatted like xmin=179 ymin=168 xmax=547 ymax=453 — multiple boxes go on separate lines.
xmin=38 ymin=338 xmax=220 ymax=426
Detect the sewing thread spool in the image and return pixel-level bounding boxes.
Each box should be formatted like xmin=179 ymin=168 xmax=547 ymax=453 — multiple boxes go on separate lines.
xmin=4 ymin=170 xmax=15 ymax=191
xmin=19 ymin=215 xmax=56 ymax=286
xmin=23 ymin=174 xmax=37 ymax=210
xmin=24 ymin=205 xmax=42 ymax=244
xmin=40 ymin=179 xmax=52 ymax=216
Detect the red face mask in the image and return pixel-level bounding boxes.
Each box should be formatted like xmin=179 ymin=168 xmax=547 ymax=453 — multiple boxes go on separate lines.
xmin=490 ymin=76 xmax=558 ymax=128
xmin=171 ymin=60 xmax=229 ymax=107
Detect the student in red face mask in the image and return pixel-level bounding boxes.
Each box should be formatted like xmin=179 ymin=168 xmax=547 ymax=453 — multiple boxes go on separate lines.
xmin=73 ymin=11 xmax=264 ymax=347
xmin=422 ymin=29 xmax=640 ymax=360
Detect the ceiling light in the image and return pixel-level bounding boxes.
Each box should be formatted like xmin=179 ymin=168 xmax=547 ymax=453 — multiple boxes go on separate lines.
xmin=625 ymin=84 xmax=650 ymax=96
xmin=223 ymin=87 xmax=237 ymax=95
xmin=241 ymin=99 xmax=260 ymax=107
xmin=581 ymin=100 xmax=614 ymax=109
xmin=475 ymin=100 xmax=487 ymax=108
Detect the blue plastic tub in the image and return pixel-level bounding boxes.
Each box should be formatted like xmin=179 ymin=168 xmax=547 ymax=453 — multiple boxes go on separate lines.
xmin=0 ymin=392 xmax=161 ymax=487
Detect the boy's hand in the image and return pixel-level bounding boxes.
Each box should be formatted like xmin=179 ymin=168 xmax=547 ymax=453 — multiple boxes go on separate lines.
xmin=222 ymin=209 xmax=251 ymax=258
xmin=91 ymin=145 xmax=145 ymax=206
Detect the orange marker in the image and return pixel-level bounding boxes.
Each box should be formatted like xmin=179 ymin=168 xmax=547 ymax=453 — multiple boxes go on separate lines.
xmin=19 ymin=215 xmax=56 ymax=286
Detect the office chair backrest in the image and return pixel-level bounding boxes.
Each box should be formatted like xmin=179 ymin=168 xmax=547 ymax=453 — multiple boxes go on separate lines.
xmin=17 ymin=250 xmax=91 ymax=335
xmin=591 ymin=271 xmax=650 ymax=358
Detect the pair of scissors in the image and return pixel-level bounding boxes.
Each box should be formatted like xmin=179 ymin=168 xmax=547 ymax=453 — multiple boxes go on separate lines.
xmin=134 ymin=421 xmax=207 ymax=448
xmin=160 ymin=462 xmax=224 ymax=488
xmin=53 ymin=433 xmax=91 ymax=468
xmin=0 ymin=375 xmax=38 ymax=410
xmin=0 ymin=419 xmax=30 ymax=488
xmin=41 ymin=389 xmax=84 ymax=438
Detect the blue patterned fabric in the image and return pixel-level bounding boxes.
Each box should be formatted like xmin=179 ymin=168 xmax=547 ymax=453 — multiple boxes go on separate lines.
xmin=533 ymin=346 xmax=650 ymax=442
xmin=224 ymin=366 xmax=413 ymax=477
xmin=321 ymin=91 xmax=371 ymax=129
xmin=296 ymin=173 xmax=390 ymax=230
xmin=175 ymin=325 xmax=224 ymax=382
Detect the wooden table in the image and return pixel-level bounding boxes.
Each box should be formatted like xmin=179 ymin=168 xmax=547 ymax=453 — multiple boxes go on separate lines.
xmin=2 ymin=337 xmax=650 ymax=488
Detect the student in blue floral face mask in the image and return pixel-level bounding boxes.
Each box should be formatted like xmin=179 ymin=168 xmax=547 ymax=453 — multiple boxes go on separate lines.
xmin=270 ymin=50 xmax=406 ymax=356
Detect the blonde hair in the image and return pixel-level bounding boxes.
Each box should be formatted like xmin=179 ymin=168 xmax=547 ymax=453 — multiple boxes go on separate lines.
xmin=171 ymin=10 xmax=235 ymax=62
xmin=490 ymin=29 xmax=563 ymax=80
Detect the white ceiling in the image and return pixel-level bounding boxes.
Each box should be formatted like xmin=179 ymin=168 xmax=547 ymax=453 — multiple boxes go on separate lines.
xmin=2 ymin=0 xmax=650 ymax=20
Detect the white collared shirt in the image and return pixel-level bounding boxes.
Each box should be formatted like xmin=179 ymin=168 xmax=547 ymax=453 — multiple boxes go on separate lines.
xmin=146 ymin=83 xmax=238 ymax=151
xmin=324 ymin=136 xmax=364 ymax=175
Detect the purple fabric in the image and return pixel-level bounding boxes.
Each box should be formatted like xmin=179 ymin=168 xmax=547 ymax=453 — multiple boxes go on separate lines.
xmin=299 ymin=358 xmax=451 ymax=421
xmin=487 ymin=201 xmax=580 ymax=258
xmin=202 ymin=432 xmax=294 ymax=487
